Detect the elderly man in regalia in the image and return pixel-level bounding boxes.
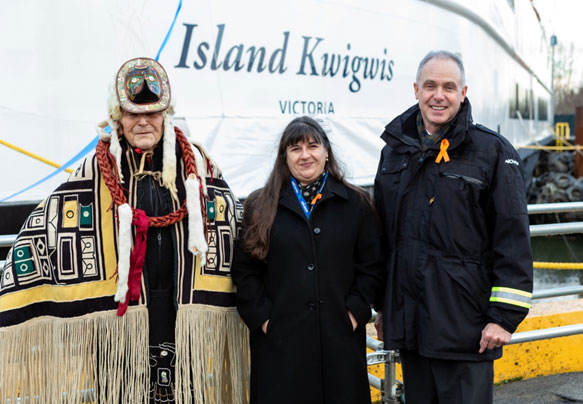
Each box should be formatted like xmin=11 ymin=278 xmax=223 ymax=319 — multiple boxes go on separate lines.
xmin=0 ymin=57 xmax=249 ymax=404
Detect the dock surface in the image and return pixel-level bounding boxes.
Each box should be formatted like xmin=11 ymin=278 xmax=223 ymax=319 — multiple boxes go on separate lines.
xmin=494 ymin=372 xmax=583 ymax=403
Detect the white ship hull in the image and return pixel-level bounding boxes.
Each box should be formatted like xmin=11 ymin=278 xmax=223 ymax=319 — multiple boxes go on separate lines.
xmin=0 ymin=0 xmax=552 ymax=201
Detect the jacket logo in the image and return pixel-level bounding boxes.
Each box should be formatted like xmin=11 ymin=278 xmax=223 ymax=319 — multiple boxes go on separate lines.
xmin=505 ymin=159 xmax=519 ymax=166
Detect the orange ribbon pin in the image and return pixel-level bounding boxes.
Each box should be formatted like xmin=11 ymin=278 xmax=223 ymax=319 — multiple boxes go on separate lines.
xmin=435 ymin=138 xmax=450 ymax=163
xmin=311 ymin=194 xmax=322 ymax=205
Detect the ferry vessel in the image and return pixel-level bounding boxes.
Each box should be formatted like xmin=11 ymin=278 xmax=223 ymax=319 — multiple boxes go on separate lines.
xmin=0 ymin=0 xmax=553 ymax=205
xmin=2 ymin=3 xmax=581 ymax=402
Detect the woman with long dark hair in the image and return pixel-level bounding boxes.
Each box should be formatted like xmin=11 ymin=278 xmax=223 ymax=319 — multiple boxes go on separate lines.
xmin=232 ymin=116 xmax=383 ymax=404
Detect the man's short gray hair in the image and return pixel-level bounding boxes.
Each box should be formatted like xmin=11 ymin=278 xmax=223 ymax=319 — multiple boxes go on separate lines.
xmin=416 ymin=50 xmax=466 ymax=86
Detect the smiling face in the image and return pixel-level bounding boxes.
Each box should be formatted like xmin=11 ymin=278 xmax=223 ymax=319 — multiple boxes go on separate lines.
xmin=286 ymin=137 xmax=329 ymax=185
xmin=414 ymin=57 xmax=467 ymax=134
xmin=119 ymin=111 xmax=164 ymax=151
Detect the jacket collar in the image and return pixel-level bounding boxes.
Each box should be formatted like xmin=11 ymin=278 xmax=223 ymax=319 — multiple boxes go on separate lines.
xmin=381 ymin=98 xmax=473 ymax=153
xmin=279 ymin=174 xmax=348 ymax=218
xmin=322 ymin=175 xmax=349 ymax=200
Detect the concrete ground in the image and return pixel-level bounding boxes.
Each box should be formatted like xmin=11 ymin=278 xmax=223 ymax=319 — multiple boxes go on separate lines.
xmin=494 ymin=372 xmax=583 ymax=404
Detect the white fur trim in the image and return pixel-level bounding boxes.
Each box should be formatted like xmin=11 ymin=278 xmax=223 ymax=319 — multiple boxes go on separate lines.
xmin=95 ymin=120 xmax=124 ymax=183
xmin=104 ymin=78 xmax=125 ymax=182
xmin=190 ymin=144 xmax=208 ymax=197
xmin=96 ymin=120 xmax=111 ymax=141
xmin=189 ymin=139 xmax=224 ymax=195
xmin=114 ymin=203 xmax=133 ymax=303
xmin=185 ymin=175 xmax=208 ymax=266
xmin=108 ymin=121 xmax=124 ymax=183
xmin=162 ymin=114 xmax=178 ymax=201
xmin=107 ymin=80 xmax=122 ymax=121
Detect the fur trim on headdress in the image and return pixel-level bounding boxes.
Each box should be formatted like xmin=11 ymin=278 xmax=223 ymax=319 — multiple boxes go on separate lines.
xmin=114 ymin=203 xmax=133 ymax=303
xmin=108 ymin=79 xmax=123 ymax=122
xmin=109 ymin=123 xmax=123 ymax=182
xmin=94 ymin=81 xmax=127 ymax=183
xmin=162 ymin=107 xmax=178 ymax=202
xmin=96 ymin=121 xmax=110 ymax=141
xmin=95 ymin=120 xmax=124 ymax=183
xmin=190 ymin=143 xmax=208 ymax=197
xmin=185 ymin=174 xmax=208 ymax=265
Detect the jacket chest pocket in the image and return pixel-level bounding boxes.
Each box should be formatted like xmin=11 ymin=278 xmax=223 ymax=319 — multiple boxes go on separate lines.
xmin=429 ymin=162 xmax=488 ymax=256
xmin=381 ymin=159 xmax=409 ymax=182
xmin=437 ymin=162 xmax=486 ymax=203
xmin=440 ymin=172 xmax=484 ymax=191
xmin=379 ymin=158 xmax=409 ymax=215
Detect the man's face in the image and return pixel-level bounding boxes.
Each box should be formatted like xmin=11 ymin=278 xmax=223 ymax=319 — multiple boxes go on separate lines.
xmin=119 ymin=111 xmax=164 ymax=151
xmin=414 ymin=58 xmax=467 ymax=134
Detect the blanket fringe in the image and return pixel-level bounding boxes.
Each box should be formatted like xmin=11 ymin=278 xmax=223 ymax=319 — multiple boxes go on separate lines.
xmin=0 ymin=307 xmax=149 ymax=404
xmin=175 ymin=305 xmax=250 ymax=404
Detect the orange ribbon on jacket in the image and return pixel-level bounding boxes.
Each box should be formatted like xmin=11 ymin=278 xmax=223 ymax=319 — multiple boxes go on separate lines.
xmin=435 ymin=138 xmax=450 ymax=163
xmin=311 ymin=194 xmax=322 ymax=205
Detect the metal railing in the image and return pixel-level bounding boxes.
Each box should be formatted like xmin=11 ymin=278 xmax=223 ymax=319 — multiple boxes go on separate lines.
xmin=528 ymin=201 xmax=583 ymax=214
xmin=530 ymin=222 xmax=583 ymax=237
xmin=528 ymin=201 xmax=583 ymax=237
xmin=509 ymin=324 xmax=583 ymax=344
xmin=1 ymin=233 xmax=16 ymax=266
xmin=0 ymin=234 xmax=16 ymax=248
xmin=0 ymin=202 xmax=582 ymax=250
xmin=533 ymin=285 xmax=583 ymax=299
xmin=366 ymin=343 xmax=402 ymax=404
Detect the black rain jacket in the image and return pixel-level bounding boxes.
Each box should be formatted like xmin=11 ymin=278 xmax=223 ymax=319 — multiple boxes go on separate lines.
xmin=374 ymin=99 xmax=533 ymax=361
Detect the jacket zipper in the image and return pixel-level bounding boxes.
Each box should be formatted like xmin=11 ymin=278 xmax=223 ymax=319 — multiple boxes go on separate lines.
xmin=152 ymin=178 xmax=165 ymax=271
xmin=157 ymin=230 xmax=163 ymax=270
xmin=145 ymin=153 xmax=165 ymax=273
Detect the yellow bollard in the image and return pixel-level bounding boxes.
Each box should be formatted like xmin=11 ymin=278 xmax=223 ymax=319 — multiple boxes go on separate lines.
xmin=555 ymin=122 xmax=570 ymax=151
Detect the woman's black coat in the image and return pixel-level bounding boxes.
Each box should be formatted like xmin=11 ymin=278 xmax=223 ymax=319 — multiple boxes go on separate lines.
xmin=232 ymin=176 xmax=383 ymax=404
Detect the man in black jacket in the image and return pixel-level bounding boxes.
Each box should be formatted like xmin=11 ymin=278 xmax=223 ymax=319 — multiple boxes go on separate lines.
xmin=373 ymin=50 xmax=533 ymax=404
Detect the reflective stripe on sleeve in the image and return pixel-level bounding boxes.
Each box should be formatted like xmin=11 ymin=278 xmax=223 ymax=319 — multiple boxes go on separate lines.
xmin=490 ymin=286 xmax=532 ymax=309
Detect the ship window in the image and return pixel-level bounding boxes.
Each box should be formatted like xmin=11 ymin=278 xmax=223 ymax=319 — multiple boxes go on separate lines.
xmin=519 ymin=88 xmax=528 ymax=119
xmin=521 ymin=88 xmax=533 ymax=120
xmin=538 ymin=98 xmax=548 ymax=121
xmin=509 ymin=83 xmax=519 ymax=118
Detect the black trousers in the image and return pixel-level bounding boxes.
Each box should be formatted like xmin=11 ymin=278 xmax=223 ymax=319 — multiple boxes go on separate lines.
xmin=400 ymin=349 xmax=493 ymax=404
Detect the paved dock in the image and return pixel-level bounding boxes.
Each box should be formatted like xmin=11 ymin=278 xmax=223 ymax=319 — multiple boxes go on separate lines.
xmin=494 ymin=372 xmax=583 ymax=403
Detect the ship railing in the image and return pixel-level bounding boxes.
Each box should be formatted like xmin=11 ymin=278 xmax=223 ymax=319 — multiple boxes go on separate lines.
xmin=528 ymin=201 xmax=583 ymax=236
xmin=527 ymin=201 xmax=583 ymax=214
xmin=0 ymin=234 xmax=16 ymax=249
xmin=1 ymin=234 xmax=16 ymax=269
xmin=0 ymin=200 xmax=583 ymax=248
xmin=0 ymin=201 xmax=581 ymax=249
xmin=6 ymin=221 xmax=583 ymax=257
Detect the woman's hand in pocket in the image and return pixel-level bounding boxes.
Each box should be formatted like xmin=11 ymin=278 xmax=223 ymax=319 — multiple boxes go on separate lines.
xmin=348 ymin=310 xmax=357 ymax=331
xmin=261 ymin=319 xmax=270 ymax=334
